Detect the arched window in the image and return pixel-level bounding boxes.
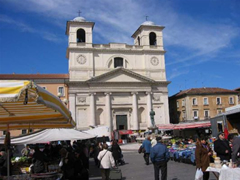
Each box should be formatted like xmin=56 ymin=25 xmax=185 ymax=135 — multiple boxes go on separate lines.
xmin=149 ymin=32 xmax=157 ymax=45
xmin=77 ymin=29 xmax=85 ymax=43
xmin=114 ymin=57 xmax=123 ymax=68
xmin=137 ymin=36 xmax=140 ymax=46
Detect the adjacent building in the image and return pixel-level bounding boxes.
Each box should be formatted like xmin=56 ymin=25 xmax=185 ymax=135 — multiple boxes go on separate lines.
xmin=169 ymin=87 xmax=239 ymax=124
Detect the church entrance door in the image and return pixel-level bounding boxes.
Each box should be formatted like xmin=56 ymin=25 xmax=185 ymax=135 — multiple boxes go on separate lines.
xmin=116 ymin=115 xmax=127 ymax=130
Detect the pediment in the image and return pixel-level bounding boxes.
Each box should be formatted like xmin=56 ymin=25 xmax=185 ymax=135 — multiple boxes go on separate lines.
xmin=86 ymin=68 xmax=155 ymax=83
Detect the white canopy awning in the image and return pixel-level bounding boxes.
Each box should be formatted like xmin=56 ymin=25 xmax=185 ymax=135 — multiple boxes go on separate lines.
xmin=0 ymin=129 xmax=96 ymax=145
xmin=84 ymin=126 xmax=110 ymax=137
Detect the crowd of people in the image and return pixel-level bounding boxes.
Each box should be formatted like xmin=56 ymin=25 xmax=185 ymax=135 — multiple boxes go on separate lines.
xmin=0 ymin=139 xmax=124 ymax=180
xmin=139 ymin=128 xmax=240 ymax=180
xmin=0 ymin=128 xmax=239 ymax=180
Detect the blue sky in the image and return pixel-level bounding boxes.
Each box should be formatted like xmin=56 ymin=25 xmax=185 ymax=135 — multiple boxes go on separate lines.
xmin=0 ymin=0 xmax=239 ymax=96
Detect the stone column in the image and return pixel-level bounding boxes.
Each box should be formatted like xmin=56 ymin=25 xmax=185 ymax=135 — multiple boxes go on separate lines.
xmin=89 ymin=93 xmax=96 ymax=126
xmin=131 ymin=92 xmax=139 ymax=130
xmin=69 ymin=93 xmax=76 ymax=126
xmin=146 ymin=92 xmax=153 ymax=127
xmin=128 ymin=109 xmax=132 ymax=130
xmin=105 ymin=92 xmax=112 ymax=138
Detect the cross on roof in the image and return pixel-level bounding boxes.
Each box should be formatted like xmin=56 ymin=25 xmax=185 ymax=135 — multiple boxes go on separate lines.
xmin=145 ymin=15 xmax=148 ymax=21
xmin=78 ymin=10 xmax=81 ymax=16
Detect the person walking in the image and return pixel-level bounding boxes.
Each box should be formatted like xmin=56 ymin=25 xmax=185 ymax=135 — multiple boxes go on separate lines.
xmin=214 ymin=132 xmax=231 ymax=161
xmin=195 ymin=136 xmax=213 ymax=180
xmin=150 ymin=136 xmax=169 ymax=180
xmin=98 ymin=144 xmax=115 ymax=180
xmin=142 ymin=136 xmax=152 ymax=165
xmin=151 ymin=135 xmax=157 ymax=147
xmin=232 ymin=127 xmax=240 ymax=167
xmin=111 ymin=140 xmax=122 ymax=166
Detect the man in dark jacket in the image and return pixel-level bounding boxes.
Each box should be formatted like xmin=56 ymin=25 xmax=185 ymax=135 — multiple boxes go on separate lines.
xmin=142 ymin=136 xmax=152 ymax=165
xmin=214 ymin=132 xmax=231 ymax=161
xmin=150 ymin=136 xmax=169 ymax=180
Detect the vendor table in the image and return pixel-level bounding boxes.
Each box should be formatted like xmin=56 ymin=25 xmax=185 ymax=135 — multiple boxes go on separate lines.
xmin=219 ymin=168 xmax=240 ymax=180
xmin=206 ymin=167 xmax=220 ymax=179
xmin=206 ymin=167 xmax=240 ymax=180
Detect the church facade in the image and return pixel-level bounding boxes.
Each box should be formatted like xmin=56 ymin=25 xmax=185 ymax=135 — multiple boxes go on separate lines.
xmin=66 ymin=16 xmax=170 ymax=135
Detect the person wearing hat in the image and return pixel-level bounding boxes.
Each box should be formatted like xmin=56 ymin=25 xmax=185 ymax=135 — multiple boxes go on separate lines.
xmin=214 ymin=132 xmax=231 ymax=161
xmin=150 ymin=136 xmax=169 ymax=180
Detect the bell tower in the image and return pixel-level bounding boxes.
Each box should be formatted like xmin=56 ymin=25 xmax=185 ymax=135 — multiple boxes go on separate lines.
xmin=65 ymin=15 xmax=95 ymax=48
xmin=131 ymin=20 xmax=164 ymax=49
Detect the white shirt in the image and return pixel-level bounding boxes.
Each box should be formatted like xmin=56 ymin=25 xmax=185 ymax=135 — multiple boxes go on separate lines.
xmin=151 ymin=138 xmax=157 ymax=147
xmin=97 ymin=149 xmax=115 ymax=169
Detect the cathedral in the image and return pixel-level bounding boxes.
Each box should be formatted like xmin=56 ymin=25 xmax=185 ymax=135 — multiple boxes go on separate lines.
xmin=66 ymin=15 xmax=170 ymax=136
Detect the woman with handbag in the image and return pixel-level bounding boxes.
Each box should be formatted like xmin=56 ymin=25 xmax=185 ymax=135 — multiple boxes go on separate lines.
xmin=195 ymin=136 xmax=213 ymax=180
xmin=98 ymin=144 xmax=115 ymax=180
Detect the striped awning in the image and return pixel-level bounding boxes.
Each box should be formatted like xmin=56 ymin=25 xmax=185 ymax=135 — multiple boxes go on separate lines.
xmin=0 ymin=80 xmax=75 ymax=130
xmin=157 ymin=121 xmax=211 ymax=130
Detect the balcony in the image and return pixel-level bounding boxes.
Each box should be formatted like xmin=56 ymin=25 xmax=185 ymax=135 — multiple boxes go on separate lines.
xmin=204 ymin=116 xmax=211 ymax=120
xmin=193 ymin=116 xmax=199 ymax=120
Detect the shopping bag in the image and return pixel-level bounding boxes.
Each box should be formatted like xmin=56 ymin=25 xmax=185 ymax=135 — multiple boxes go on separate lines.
xmin=109 ymin=167 xmax=122 ymax=180
xmin=195 ymin=168 xmax=203 ymax=180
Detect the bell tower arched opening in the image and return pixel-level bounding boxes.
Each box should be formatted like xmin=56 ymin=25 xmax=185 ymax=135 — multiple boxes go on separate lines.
xmin=137 ymin=36 xmax=140 ymax=46
xmin=149 ymin=32 xmax=157 ymax=45
xmin=77 ymin=29 xmax=86 ymax=43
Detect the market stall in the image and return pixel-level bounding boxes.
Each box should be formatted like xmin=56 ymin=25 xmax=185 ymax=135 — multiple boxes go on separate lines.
xmin=0 ymin=80 xmax=76 ymax=179
xmin=0 ymin=129 xmax=96 ymax=144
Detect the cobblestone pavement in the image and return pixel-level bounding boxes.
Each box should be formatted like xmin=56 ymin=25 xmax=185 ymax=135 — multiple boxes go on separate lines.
xmin=89 ymin=151 xmax=217 ymax=180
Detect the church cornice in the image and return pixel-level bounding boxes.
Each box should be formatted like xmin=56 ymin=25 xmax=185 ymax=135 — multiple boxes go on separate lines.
xmin=66 ymin=46 xmax=166 ymax=54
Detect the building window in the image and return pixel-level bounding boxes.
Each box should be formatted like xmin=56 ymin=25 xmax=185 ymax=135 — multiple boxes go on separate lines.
xmin=192 ymin=98 xmax=197 ymax=105
xmin=177 ymin=101 xmax=179 ymax=108
xmin=29 ymin=129 xmax=33 ymax=133
xmin=204 ymin=110 xmax=209 ymax=119
xmin=114 ymin=57 xmax=123 ymax=68
xmin=2 ymin=131 xmax=6 ymax=135
xmin=22 ymin=129 xmax=27 ymax=134
xmin=203 ymin=97 xmax=208 ymax=105
xmin=182 ymin=111 xmax=186 ymax=120
xmin=216 ymin=97 xmax=221 ymax=105
xmin=182 ymin=99 xmax=185 ymax=107
xmin=77 ymin=29 xmax=85 ymax=42
xmin=217 ymin=109 xmax=222 ymax=114
xmin=229 ymin=97 xmax=234 ymax=104
xmin=58 ymin=87 xmax=65 ymax=97
xmin=193 ymin=110 xmax=198 ymax=119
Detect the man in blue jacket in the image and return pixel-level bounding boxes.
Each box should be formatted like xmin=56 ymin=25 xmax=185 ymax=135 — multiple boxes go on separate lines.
xmin=150 ymin=136 xmax=169 ymax=180
xmin=142 ymin=136 xmax=152 ymax=165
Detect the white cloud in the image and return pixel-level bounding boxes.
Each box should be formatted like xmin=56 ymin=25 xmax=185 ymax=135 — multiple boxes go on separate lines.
xmin=2 ymin=0 xmax=240 ymax=68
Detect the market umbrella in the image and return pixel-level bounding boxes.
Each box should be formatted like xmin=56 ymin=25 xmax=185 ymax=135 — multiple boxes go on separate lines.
xmin=0 ymin=80 xmax=76 ymax=178
xmin=0 ymin=80 xmax=75 ymax=130
xmin=0 ymin=129 xmax=96 ymax=145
